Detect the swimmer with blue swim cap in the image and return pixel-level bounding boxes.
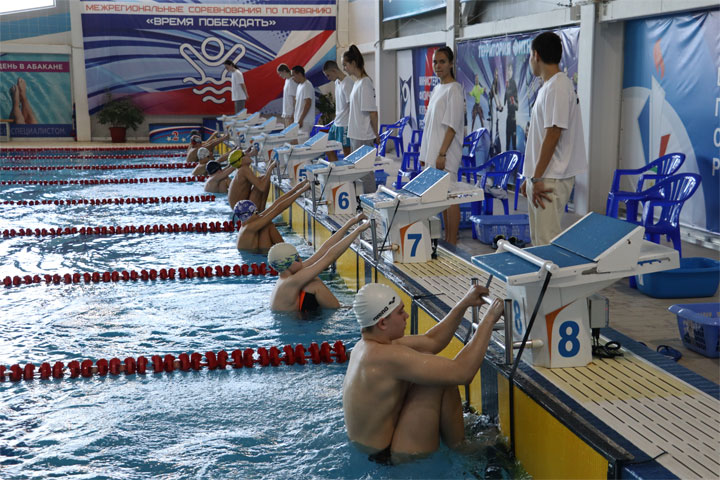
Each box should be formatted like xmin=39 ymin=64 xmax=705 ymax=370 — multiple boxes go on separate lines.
xmin=269 ymin=213 xmax=370 ymax=313
xmin=232 ymin=199 xmax=257 ymax=223
xmin=237 ymin=179 xmax=310 ymax=252
xmin=343 ymin=283 xmax=504 ymax=465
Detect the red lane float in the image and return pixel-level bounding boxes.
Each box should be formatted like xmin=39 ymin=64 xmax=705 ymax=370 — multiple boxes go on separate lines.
xmin=2 ymin=195 xmax=215 ymax=206
xmin=0 ymin=176 xmax=207 ymax=186
xmin=0 ymin=341 xmax=347 ymax=382
xmin=2 ymin=152 xmax=184 ymax=161
xmin=2 ymin=219 xmax=240 ymax=238
xmin=0 ymin=163 xmax=195 ymax=171
xmin=0 ymin=145 xmax=185 ymax=154
xmin=2 ymin=261 xmax=277 ymax=289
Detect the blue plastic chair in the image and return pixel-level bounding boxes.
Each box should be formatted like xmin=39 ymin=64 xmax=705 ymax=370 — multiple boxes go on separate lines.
xmin=378 ymin=116 xmax=410 ymax=156
xmin=637 ymin=173 xmax=701 ymax=256
xmin=407 ymin=129 xmax=423 ymax=153
xmin=393 ymin=151 xmax=422 ymax=189
xmin=606 ymin=153 xmax=685 ymax=222
xmin=457 ymin=128 xmax=490 ymax=183
xmin=309 ymin=120 xmax=333 ymax=138
xmin=476 ymin=151 xmax=522 ymax=215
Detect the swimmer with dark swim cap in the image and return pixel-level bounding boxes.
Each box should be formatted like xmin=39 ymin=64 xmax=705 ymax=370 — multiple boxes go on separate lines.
xmin=236 ymin=179 xmax=310 ymax=251
xmin=204 ymin=160 xmax=235 ymax=193
xmin=227 ymin=146 xmax=274 ymax=212
xmin=268 ymin=213 xmax=369 ymax=313
xmin=342 ymin=283 xmax=504 ymax=465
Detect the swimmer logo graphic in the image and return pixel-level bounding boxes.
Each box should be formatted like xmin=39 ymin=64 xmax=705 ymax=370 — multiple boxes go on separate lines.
xmin=179 ymin=37 xmax=245 ymax=104
xmin=620 ymin=11 xmax=719 ymax=233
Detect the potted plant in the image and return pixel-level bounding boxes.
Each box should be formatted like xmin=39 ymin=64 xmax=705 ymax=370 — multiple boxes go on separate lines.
xmin=316 ymin=92 xmax=335 ymax=125
xmin=97 ymin=94 xmax=144 ymax=143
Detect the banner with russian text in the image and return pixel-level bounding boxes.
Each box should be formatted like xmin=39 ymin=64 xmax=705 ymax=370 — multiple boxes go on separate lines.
xmin=0 ymin=53 xmax=73 ymax=137
xmin=457 ymin=27 xmax=579 ymax=156
xmin=80 ymin=0 xmax=336 ymax=116
xmin=412 ymin=45 xmax=441 ymax=131
xmin=620 ymin=10 xmax=719 ymax=234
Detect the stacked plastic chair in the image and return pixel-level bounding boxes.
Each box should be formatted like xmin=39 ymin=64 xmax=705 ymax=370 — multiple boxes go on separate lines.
xmin=377 ymin=116 xmax=410 ymax=157
xmin=605 ymin=153 xmax=685 ymax=222
xmin=475 ymin=151 xmax=523 ymax=215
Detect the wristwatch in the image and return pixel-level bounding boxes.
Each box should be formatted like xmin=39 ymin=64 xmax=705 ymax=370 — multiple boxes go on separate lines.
xmin=530 ymin=177 xmax=543 ymax=184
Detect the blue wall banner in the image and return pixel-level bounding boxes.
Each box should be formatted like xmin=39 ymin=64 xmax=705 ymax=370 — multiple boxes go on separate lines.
xmin=620 ymin=10 xmax=719 ymax=234
xmin=457 ymin=27 xmax=579 ymax=157
xmin=80 ymin=0 xmax=336 ymax=116
xmin=0 ymin=53 xmax=73 ymax=137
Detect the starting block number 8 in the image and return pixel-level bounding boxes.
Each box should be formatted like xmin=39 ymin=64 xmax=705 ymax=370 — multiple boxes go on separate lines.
xmin=558 ymin=320 xmax=580 ymax=358
xmin=513 ymin=300 xmax=523 ymax=336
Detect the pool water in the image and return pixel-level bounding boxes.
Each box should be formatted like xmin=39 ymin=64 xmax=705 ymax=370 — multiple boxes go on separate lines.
xmin=0 ymin=150 xmax=526 ymax=479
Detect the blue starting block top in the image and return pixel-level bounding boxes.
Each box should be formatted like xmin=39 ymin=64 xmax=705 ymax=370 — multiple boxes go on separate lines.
xmin=472 ymin=245 xmax=594 ymax=283
xmin=360 ymin=190 xmax=395 ymax=208
xmin=553 ymin=212 xmax=638 ymax=261
xmin=402 ymin=168 xmax=447 ymax=197
xmin=268 ymin=123 xmax=298 ymax=137
xmin=345 ymin=144 xmax=376 ymax=164
xmin=256 ymin=117 xmax=275 ymax=128
xmin=472 ymin=213 xmax=642 ymax=283
xmin=303 ymin=132 xmax=326 ymax=147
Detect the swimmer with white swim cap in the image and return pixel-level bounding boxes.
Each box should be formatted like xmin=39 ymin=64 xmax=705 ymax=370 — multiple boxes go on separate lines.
xmin=187 ymin=131 xmax=230 ymax=167
xmin=268 ymin=213 xmax=370 ymax=313
xmin=236 ymin=179 xmax=311 ymax=252
xmin=227 ymin=146 xmax=274 ymax=211
xmin=343 ymin=283 xmax=504 ymax=465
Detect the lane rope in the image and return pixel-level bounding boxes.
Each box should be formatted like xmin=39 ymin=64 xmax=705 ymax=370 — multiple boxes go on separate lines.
xmin=2 ymin=219 xmax=239 ymax=239
xmin=1 ymin=163 xmax=195 ymax=171
xmin=1 ymin=176 xmax=207 ymax=186
xmin=3 ymin=261 xmax=276 ymax=288
xmin=2 ymin=194 xmax=215 ymax=206
xmin=2 ymin=153 xmax=185 ymax=161
xmin=0 ymin=341 xmax=348 ymax=382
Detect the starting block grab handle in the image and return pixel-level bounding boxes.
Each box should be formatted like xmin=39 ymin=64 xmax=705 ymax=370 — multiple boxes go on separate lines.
xmin=496 ymin=239 xmax=558 ymax=274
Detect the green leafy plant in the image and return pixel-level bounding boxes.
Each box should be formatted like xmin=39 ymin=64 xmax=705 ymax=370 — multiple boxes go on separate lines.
xmin=316 ymin=92 xmax=335 ymax=125
xmin=97 ymin=94 xmax=144 ymax=131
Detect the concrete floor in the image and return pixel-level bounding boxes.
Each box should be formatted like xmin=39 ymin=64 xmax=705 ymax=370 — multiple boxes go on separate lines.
xmin=4 ymin=140 xmax=718 ymax=383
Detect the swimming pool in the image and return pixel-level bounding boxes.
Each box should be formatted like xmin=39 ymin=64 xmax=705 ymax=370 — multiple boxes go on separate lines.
xmin=0 ymin=149 xmax=524 ymax=479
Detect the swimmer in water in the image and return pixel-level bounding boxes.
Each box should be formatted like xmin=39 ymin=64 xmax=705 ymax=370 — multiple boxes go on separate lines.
xmin=187 ymin=133 xmax=228 ymax=164
xmin=227 ymin=147 xmax=274 ymax=211
xmin=203 ymin=161 xmax=235 ymax=193
xmin=267 ymin=213 xmax=370 ymax=313
xmin=342 ymin=283 xmax=504 ymax=465
xmin=235 ymin=180 xmax=310 ymax=251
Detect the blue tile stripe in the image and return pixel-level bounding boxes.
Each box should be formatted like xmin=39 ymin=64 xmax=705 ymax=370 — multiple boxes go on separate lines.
xmin=0 ymin=13 xmax=70 ymax=42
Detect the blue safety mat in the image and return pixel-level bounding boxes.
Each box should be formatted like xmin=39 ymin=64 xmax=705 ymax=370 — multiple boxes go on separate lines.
xmin=553 ymin=213 xmax=638 ymax=261
xmin=472 ymin=245 xmax=593 ymax=282
xmin=402 ymin=167 xmax=447 ymax=197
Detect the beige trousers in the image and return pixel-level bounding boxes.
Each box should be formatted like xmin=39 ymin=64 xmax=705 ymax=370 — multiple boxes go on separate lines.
xmin=527 ymin=177 xmax=575 ymax=246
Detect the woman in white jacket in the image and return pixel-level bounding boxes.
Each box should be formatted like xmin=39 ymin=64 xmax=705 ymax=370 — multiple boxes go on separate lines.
xmin=419 ymin=46 xmax=465 ymax=245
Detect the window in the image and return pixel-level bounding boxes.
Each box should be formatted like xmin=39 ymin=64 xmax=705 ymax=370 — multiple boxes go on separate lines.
xmin=0 ymin=0 xmax=56 ymax=16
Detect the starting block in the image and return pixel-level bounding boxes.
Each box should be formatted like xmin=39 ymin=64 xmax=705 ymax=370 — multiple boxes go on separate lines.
xmin=273 ymin=132 xmax=342 ymax=185
xmin=360 ymin=168 xmax=485 ymax=263
xmin=252 ymin=123 xmax=300 ymax=162
xmin=217 ymin=109 xmax=249 ymax=133
xmin=471 ymin=212 xmax=680 ymax=368
xmin=305 ymin=145 xmax=392 ymax=214
xmin=234 ymin=116 xmax=279 ymax=148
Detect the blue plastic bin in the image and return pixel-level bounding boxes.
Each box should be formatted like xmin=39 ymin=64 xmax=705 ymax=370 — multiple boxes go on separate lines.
xmin=375 ymin=170 xmax=389 ymax=188
xmin=669 ymin=303 xmax=719 ymax=358
xmin=470 ymin=214 xmax=530 ymax=245
xmin=636 ymin=257 xmax=720 ymax=298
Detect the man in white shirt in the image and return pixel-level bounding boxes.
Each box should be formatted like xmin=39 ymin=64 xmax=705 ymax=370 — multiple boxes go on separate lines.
xmin=521 ymin=31 xmax=587 ymax=246
xmin=277 ymin=64 xmax=296 ymax=127
xmin=322 ymin=60 xmax=354 ymax=159
xmin=291 ymin=65 xmax=316 ymax=143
